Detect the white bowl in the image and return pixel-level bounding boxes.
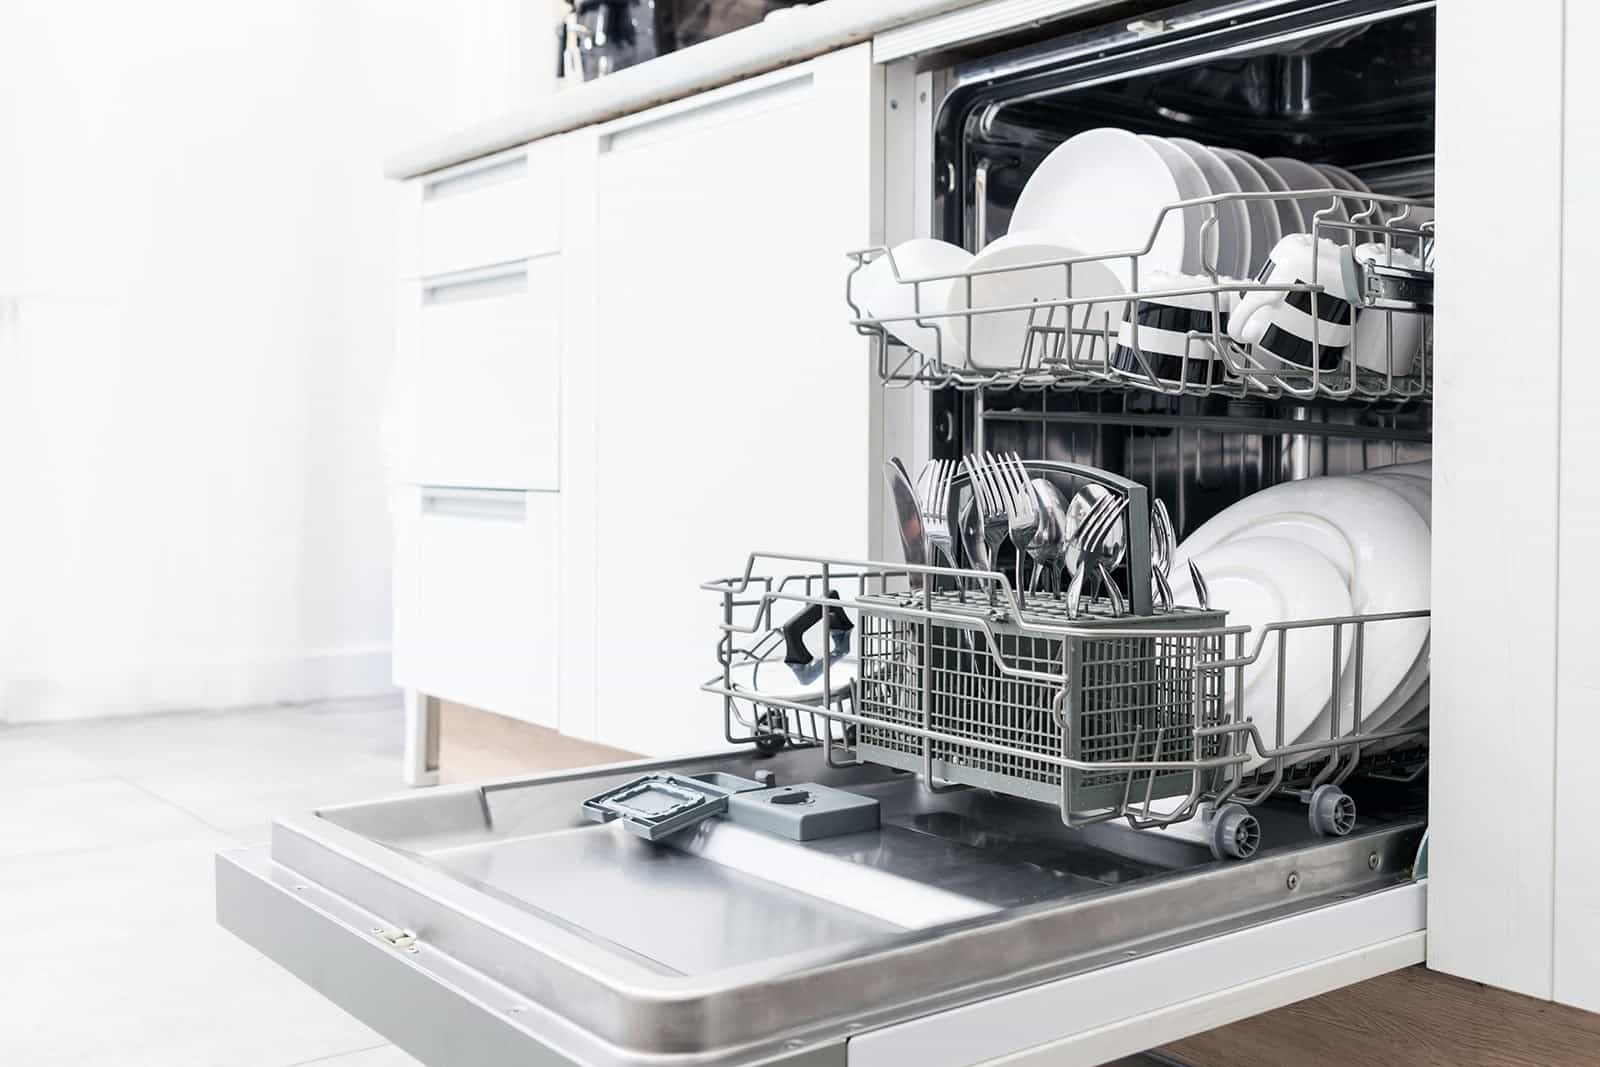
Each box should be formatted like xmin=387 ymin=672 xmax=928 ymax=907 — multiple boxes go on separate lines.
xmin=852 ymin=238 xmax=973 ymax=355
xmin=940 ymin=230 xmax=1125 ymax=370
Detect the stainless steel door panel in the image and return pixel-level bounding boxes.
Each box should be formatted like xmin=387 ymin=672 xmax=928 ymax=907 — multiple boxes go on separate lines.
xmin=218 ymin=748 xmax=1423 ymax=1066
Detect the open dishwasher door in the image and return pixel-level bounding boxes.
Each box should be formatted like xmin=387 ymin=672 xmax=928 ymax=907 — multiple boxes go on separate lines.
xmin=217 ymin=743 xmax=1425 ymax=1067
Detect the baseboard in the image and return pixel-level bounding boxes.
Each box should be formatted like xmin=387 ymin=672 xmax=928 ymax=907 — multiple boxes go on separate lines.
xmin=0 ymin=645 xmax=395 ymax=723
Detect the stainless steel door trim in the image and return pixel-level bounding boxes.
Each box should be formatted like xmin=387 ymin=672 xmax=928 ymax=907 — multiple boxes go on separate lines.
xmin=215 ymin=848 xmax=848 ymax=1067
xmin=847 ymin=883 xmax=1426 ymax=1067
xmin=944 ymin=0 xmax=1433 ymax=103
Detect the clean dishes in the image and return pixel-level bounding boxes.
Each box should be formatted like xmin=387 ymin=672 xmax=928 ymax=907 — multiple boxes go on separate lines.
xmin=1225 ymin=511 xmax=1357 ymax=588
xmin=1316 ymin=163 xmax=1370 ymax=194
xmin=1168 ymin=536 xmax=1353 ymax=768
xmin=1142 ymin=136 xmax=1214 ymax=275
xmin=1350 ymin=467 xmax=1431 ymax=738
xmin=1010 ymin=128 xmax=1187 ymax=285
xmin=1265 ymin=157 xmax=1350 ymax=243
xmin=853 ymin=239 xmax=973 ymax=355
xmin=1230 ymin=234 xmax=1358 ymax=372
xmin=1230 ymin=147 xmax=1304 ymax=244
xmin=1172 ymin=475 xmax=1430 ymax=750
xmin=940 ymin=230 xmax=1126 ymax=369
xmin=1211 ymin=146 xmax=1283 ymax=276
xmin=1112 ymin=269 xmax=1239 ymax=384
xmin=1352 ymin=243 xmax=1427 ymax=376
xmin=1169 ymin=138 xmax=1252 ymax=278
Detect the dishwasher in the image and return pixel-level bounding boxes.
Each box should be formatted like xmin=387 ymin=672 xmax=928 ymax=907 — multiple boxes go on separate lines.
xmin=217 ymin=2 xmax=1437 ymax=1064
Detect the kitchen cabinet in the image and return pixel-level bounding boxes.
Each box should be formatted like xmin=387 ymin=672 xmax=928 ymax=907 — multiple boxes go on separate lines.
xmin=392 ymin=486 xmax=559 ymax=730
xmin=391 ymin=139 xmax=568 ymax=783
xmin=557 ymin=45 xmax=878 ymax=755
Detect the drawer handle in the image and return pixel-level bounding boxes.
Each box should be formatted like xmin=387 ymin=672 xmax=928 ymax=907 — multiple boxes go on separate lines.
xmin=599 ymin=71 xmax=814 ymax=154
xmin=420 ymin=487 xmax=526 ymax=522
xmin=424 ymin=154 xmax=527 ymax=201
xmin=420 ymin=261 xmax=528 ymax=305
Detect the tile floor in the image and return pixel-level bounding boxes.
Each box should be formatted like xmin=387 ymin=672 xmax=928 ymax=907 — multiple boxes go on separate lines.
xmin=0 ymin=698 xmax=425 ymax=1067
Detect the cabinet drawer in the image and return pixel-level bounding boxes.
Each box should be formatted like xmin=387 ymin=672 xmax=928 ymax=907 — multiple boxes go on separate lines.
xmin=417 ymin=140 xmax=560 ymax=277
xmin=393 ymin=486 xmax=558 ymax=727
xmin=406 ymin=257 xmax=560 ymax=490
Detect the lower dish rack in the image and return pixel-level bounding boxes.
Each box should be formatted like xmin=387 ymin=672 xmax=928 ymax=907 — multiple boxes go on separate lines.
xmin=704 ymin=553 xmax=1427 ymax=859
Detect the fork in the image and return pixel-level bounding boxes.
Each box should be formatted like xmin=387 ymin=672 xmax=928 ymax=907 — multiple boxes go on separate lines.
xmin=914 ymin=459 xmax=957 ymax=569
xmin=1151 ymin=497 xmax=1177 ymax=612
xmin=992 ymin=452 xmax=1042 ymax=601
xmin=1065 ymin=494 xmax=1129 ymax=618
xmin=962 ymin=453 xmax=1012 ymax=573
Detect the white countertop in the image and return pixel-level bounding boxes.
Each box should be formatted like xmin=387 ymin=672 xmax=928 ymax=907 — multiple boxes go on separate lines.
xmin=383 ymin=0 xmax=988 ymax=179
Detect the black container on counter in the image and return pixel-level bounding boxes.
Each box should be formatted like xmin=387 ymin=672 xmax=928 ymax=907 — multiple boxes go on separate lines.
xmin=565 ymin=0 xmax=804 ymax=82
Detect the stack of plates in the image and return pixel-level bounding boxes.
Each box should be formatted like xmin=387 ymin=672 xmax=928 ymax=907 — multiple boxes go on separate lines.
xmin=854 ymin=127 xmax=1378 ymax=370
xmin=1011 ymin=128 xmax=1374 ymax=280
xmin=1169 ymin=461 xmax=1431 ymax=768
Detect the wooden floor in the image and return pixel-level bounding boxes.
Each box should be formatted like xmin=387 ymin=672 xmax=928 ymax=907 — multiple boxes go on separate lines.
xmin=1166 ymin=965 xmax=1600 ymax=1066
xmin=437 ymin=708 xmax=1600 ymax=1066
xmin=437 ymin=701 xmax=638 ymax=783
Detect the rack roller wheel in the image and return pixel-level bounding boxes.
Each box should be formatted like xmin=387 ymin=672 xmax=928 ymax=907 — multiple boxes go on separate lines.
xmin=753 ymin=709 xmax=787 ymax=757
xmin=1308 ymin=784 xmax=1357 ymax=837
xmin=1209 ymin=803 xmax=1261 ymax=861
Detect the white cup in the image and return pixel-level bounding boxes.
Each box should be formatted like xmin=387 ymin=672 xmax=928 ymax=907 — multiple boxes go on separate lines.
xmin=1114 ymin=270 xmax=1241 ymax=384
xmin=1229 ymin=234 xmax=1358 ymax=372
xmin=1351 ymin=242 xmax=1426 ymax=377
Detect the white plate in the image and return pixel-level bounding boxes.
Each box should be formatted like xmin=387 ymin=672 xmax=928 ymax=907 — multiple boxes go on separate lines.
xmin=1011 ymin=128 xmax=1187 ymax=285
xmin=1316 ymin=163 xmax=1371 ymax=194
xmin=1142 ymin=136 xmax=1214 ymax=275
xmin=1264 ymin=157 xmax=1350 ymax=243
xmin=1211 ymin=146 xmax=1283 ymax=276
xmin=1229 ymin=147 xmax=1304 ymax=244
xmin=1358 ymin=471 xmax=1431 ymax=526
xmin=1349 ymin=471 xmax=1432 ymax=741
xmin=1168 ymin=536 xmax=1353 ymax=769
xmin=940 ymin=230 xmax=1125 ymax=369
xmin=1169 ymin=138 xmax=1252 ymax=278
xmin=1173 ymin=476 xmax=1430 ymax=747
xmin=1226 ymin=511 xmax=1356 ymax=588
xmin=853 ymin=239 xmax=973 ymax=355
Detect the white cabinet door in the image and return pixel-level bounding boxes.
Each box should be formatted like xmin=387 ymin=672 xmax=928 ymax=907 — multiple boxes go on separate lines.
xmin=393 ymin=486 xmax=560 ymax=728
xmin=563 ymin=45 xmax=878 ymax=755
xmin=405 ymin=256 xmax=562 ymax=491
xmin=397 ymin=140 xmax=563 ymax=281
xmin=1434 ymin=0 xmax=1600 ymax=1012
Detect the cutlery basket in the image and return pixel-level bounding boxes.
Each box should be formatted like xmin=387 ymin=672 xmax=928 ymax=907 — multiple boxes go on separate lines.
xmin=853 ymin=589 xmax=1228 ymax=819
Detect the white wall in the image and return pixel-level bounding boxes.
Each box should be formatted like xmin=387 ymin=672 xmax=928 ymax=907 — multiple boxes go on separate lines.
xmin=0 ymin=1 xmax=543 ymax=722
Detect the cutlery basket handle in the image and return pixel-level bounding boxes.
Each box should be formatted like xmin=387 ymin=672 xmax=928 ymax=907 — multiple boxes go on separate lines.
xmin=782 ymin=592 xmax=854 ymax=666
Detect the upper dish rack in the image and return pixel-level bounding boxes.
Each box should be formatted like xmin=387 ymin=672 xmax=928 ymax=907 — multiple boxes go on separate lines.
xmin=847 ymin=189 xmax=1435 ymax=400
